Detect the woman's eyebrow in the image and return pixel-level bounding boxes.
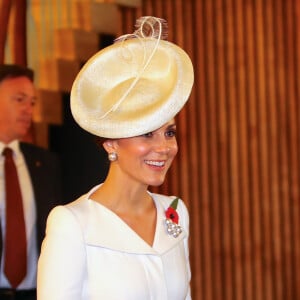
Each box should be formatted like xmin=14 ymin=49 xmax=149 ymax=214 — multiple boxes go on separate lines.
xmin=167 ymin=123 xmax=177 ymax=129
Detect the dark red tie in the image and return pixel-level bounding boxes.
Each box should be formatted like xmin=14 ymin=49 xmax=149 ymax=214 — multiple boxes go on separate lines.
xmin=2 ymin=147 xmax=27 ymax=288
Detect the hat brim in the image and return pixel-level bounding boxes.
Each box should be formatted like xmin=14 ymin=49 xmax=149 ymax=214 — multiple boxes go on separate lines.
xmin=70 ymin=38 xmax=194 ymax=138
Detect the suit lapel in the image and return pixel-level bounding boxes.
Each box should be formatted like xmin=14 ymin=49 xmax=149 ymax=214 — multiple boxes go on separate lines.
xmin=20 ymin=143 xmax=42 ymax=183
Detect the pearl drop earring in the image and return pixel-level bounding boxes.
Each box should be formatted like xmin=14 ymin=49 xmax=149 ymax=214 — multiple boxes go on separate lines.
xmin=108 ymin=152 xmax=118 ymax=162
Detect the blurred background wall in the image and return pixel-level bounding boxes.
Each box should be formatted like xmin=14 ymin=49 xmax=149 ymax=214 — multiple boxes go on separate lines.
xmin=1 ymin=0 xmax=300 ymax=299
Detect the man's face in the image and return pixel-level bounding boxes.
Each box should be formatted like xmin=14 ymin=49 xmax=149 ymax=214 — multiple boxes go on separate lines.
xmin=0 ymin=76 xmax=36 ymax=144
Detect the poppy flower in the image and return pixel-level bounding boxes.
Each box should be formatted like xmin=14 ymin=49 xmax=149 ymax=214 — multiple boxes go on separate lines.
xmin=165 ymin=197 xmax=179 ymax=224
xmin=164 ymin=197 xmax=182 ymax=238
xmin=165 ymin=207 xmax=179 ymax=224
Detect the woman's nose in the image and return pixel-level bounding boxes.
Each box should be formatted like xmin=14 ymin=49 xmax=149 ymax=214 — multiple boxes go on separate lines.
xmin=154 ymin=138 xmax=171 ymax=153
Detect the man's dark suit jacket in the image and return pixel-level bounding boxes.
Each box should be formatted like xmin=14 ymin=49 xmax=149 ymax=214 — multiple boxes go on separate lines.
xmin=0 ymin=142 xmax=63 ymax=267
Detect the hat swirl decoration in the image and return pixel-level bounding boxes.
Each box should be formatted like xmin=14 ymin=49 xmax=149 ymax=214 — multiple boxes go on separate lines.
xmin=101 ymin=16 xmax=168 ymax=120
xmin=70 ymin=16 xmax=194 ymax=138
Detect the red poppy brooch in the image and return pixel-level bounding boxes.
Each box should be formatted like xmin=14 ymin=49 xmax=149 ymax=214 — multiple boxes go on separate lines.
xmin=165 ymin=197 xmax=182 ymax=238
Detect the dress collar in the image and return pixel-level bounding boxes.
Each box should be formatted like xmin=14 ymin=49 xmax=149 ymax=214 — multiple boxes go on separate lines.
xmin=67 ymin=186 xmax=187 ymax=255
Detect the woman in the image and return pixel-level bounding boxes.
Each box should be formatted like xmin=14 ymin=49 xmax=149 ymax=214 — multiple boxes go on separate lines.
xmin=37 ymin=16 xmax=194 ymax=300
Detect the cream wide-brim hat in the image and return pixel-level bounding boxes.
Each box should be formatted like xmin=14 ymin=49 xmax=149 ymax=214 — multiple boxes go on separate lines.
xmin=70 ymin=17 xmax=194 ymax=138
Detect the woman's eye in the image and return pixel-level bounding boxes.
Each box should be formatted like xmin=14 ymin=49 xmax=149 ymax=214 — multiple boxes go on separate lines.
xmin=143 ymin=132 xmax=153 ymax=138
xmin=166 ymin=130 xmax=176 ymax=137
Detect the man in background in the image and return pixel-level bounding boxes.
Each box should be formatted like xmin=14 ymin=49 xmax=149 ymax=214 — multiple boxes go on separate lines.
xmin=0 ymin=64 xmax=62 ymax=300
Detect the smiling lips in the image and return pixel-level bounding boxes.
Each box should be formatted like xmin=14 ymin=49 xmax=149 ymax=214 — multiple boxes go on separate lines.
xmin=145 ymin=160 xmax=166 ymax=167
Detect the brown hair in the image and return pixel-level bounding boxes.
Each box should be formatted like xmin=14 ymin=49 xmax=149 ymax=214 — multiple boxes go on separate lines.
xmin=0 ymin=64 xmax=34 ymax=83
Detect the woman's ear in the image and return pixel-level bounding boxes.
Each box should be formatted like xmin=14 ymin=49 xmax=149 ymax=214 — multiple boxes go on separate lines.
xmin=103 ymin=139 xmax=117 ymax=153
xmin=103 ymin=139 xmax=119 ymax=162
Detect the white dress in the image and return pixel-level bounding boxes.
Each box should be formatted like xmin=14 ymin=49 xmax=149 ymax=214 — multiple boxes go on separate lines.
xmin=37 ymin=186 xmax=191 ymax=300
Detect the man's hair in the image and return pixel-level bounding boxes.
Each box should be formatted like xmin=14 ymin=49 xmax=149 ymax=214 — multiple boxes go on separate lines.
xmin=0 ymin=64 xmax=34 ymax=83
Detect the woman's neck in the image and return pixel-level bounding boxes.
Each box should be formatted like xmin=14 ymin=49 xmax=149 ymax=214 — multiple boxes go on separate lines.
xmin=90 ymin=171 xmax=151 ymax=214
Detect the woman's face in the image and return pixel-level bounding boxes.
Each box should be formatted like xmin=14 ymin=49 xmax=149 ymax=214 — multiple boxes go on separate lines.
xmin=112 ymin=119 xmax=178 ymax=187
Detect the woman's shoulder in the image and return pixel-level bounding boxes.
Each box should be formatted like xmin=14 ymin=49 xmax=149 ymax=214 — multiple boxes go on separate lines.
xmin=47 ymin=193 xmax=91 ymax=225
xmin=150 ymin=192 xmax=187 ymax=209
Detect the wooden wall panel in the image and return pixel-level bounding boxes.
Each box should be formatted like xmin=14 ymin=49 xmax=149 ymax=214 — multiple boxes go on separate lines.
xmin=0 ymin=0 xmax=27 ymax=65
xmin=120 ymin=1 xmax=300 ymax=299
xmin=0 ymin=0 xmax=11 ymax=63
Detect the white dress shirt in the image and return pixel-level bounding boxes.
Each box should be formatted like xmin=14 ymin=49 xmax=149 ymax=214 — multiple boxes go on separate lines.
xmin=0 ymin=140 xmax=38 ymax=289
